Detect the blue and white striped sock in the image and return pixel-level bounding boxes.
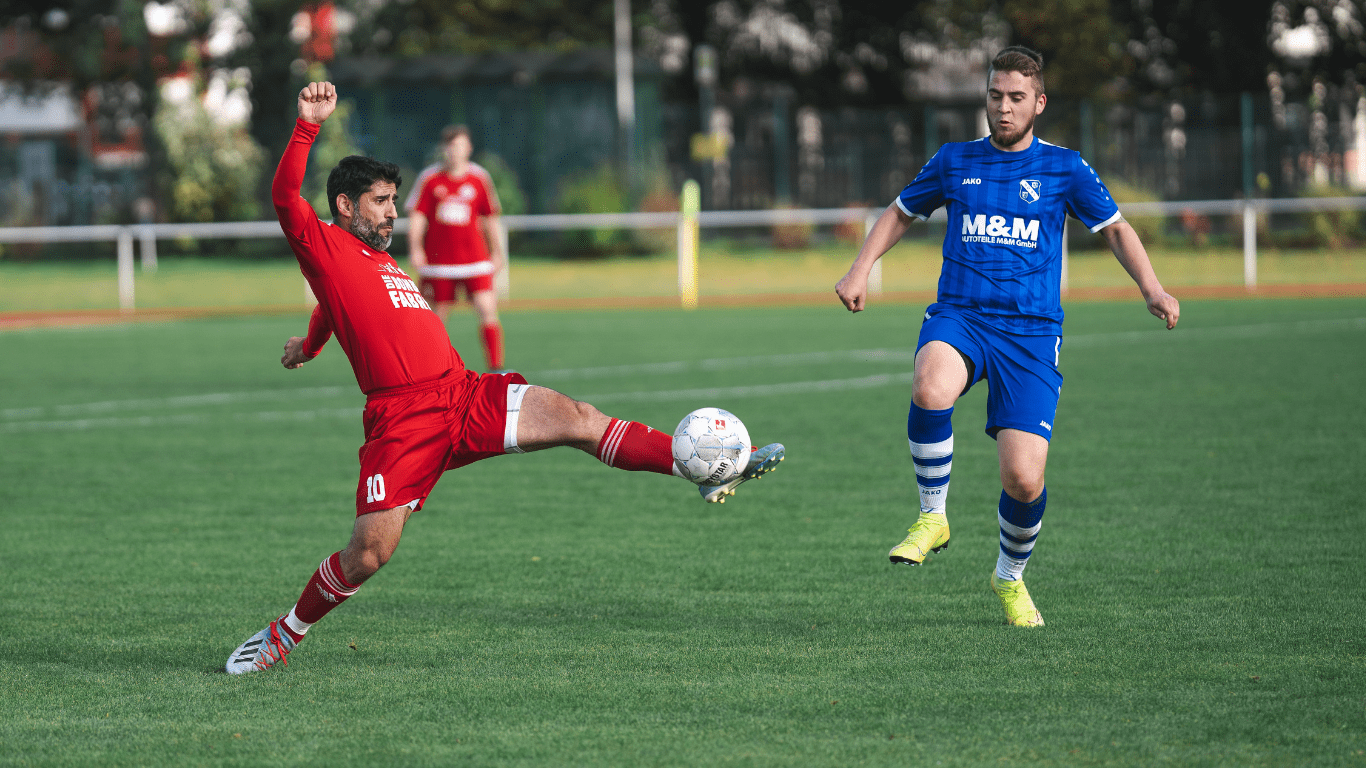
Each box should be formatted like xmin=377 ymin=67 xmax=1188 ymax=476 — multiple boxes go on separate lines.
xmin=908 ymin=404 xmax=953 ymax=515
xmin=996 ymin=488 xmax=1047 ymax=581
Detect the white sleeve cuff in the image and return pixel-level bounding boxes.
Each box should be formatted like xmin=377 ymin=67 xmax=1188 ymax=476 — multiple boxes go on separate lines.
xmin=894 ymin=197 xmax=930 ymax=222
xmin=1088 ymin=210 xmax=1123 ymax=233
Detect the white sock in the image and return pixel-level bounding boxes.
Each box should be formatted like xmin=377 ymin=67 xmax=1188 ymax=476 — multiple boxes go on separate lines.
xmin=283 ymin=606 xmax=313 ymax=637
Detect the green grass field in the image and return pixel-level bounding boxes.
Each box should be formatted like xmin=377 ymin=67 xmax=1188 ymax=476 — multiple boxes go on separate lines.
xmin=2 ymin=297 xmax=1364 ymax=766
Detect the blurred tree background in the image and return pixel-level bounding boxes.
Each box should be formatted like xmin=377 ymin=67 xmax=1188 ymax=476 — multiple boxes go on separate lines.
xmin=2 ymin=0 xmax=1363 ymax=226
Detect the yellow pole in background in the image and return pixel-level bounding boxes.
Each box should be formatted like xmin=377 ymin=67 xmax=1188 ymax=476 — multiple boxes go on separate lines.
xmin=678 ymin=179 xmax=700 ymax=309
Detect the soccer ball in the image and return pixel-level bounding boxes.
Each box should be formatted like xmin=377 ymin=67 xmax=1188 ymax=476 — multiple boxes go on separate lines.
xmin=672 ymin=407 xmax=751 ymax=486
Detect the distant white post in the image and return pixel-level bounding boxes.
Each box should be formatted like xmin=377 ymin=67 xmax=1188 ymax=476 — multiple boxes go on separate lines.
xmin=496 ymin=220 xmax=511 ymax=299
xmin=865 ymin=210 xmax=883 ymax=295
xmin=117 ymin=227 xmax=135 ymax=312
xmin=1243 ymin=203 xmax=1257 ymax=289
xmin=138 ymin=225 xmax=158 ymax=273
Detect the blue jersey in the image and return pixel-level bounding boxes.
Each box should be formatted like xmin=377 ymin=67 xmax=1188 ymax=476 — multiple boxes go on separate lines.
xmin=896 ymin=136 xmax=1121 ymax=335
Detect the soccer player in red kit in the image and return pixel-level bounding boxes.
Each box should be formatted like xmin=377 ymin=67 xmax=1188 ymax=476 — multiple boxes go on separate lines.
xmin=225 ymin=82 xmax=785 ymax=674
xmin=408 ymin=125 xmax=506 ymax=370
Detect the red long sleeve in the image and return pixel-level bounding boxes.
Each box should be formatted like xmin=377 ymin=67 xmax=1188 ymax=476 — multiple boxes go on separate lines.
xmin=301 ymin=303 xmax=332 ymax=358
xmin=273 ymin=119 xmax=323 ymax=243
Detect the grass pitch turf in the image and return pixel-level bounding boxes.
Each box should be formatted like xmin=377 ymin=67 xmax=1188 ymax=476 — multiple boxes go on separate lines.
xmin=1 ymin=297 xmax=1364 ymax=766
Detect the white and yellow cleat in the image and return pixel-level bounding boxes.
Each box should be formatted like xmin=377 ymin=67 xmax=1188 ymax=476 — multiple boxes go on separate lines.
xmin=888 ymin=512 xmax=950 ymax=565
xmin=700 ymin=443 xmax=784 ymax=503
xmin=991 ymin=574 xmax=1044 ymax=627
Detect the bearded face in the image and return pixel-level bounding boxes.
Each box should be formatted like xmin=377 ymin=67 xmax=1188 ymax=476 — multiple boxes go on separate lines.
xmin=988 ymin=110 xmax=1037 ymax=149
xmin=342 ymin=180 xmax=398 ymax=252
xmin=986 ymin=69 xmax=1045 ymax=151
xmin=349 ymin=211 xmax=394 ymax=252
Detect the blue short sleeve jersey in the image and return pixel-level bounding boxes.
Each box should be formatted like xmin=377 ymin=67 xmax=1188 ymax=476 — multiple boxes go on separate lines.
xmin=896 ymin=137 xmax=1121 ymax=335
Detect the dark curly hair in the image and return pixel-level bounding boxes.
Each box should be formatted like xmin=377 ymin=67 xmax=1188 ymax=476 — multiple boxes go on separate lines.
xmin=326 ymin=155 xmax=403 ymax=219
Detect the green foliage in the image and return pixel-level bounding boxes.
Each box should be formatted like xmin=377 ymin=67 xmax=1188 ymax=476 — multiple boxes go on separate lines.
xmin=348 ymin=0 xmax=614 ymax=55
xmin=153 ymin=88 xmax=267 ymax=223
xmin=556 ymin=163 xmax=631 ymax=255
xmin=1297 ymin=185 xmax=1364 ymax=248
xmin=474 ymin=150 xmax=527 ymax=217
xmin=1104 ymin=179 xmax=1165 ymax=247
xmin=1002 ymin=0 xmax=1119 ymax=97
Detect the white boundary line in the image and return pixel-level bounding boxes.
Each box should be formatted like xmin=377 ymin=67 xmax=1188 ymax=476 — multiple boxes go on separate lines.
xmin=3 ymin=316 xmax=1361 ymax=433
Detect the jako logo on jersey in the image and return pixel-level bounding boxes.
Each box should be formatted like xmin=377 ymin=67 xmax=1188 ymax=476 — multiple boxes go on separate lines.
xmin=961 ymin=177 xmax=981 ymax=185
xmin=1019 ymin=179 xmax=1041 ymax=203
xmin=961 ymin=214 xmax=1040 ymax=248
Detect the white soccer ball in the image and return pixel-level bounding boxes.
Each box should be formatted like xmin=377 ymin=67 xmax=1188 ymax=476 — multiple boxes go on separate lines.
xmin=672 ymin=407 xmax=751 ymax=486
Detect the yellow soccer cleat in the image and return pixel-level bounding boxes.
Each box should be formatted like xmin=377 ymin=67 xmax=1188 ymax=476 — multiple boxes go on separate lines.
xmin=991 ymin=574 xmax=1044 ymax=627
xmin=888 ymin=512 xmax=950 ymax=565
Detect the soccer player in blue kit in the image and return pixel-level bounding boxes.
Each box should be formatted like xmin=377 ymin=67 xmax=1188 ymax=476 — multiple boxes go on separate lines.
xmin=835 ymin=47 xmax=1180 ymax=626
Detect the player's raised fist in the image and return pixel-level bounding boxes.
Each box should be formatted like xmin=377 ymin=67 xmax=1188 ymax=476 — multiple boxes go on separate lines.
xmin=297 ymin=81 xmax=337 ymax=125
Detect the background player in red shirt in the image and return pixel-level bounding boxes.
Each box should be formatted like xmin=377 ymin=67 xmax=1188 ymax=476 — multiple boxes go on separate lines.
xmin=225 ymin=82 xmax=785 ymax=674
xmin=407 ymin=125 xmax=506 ymax=371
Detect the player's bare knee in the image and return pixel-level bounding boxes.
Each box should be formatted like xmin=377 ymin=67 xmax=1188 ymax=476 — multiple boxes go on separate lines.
xmin=1001 ymin=470 xmax=1044 ymax=504
xmin=912 ymin=377 xmax=958 ymax=410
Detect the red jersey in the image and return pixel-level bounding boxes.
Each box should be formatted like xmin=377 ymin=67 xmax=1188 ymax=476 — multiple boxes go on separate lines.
xmin=273 ymin=119 xmax=464 ymax=395
xmin=412 ymin=165 xmax=500 ymax=265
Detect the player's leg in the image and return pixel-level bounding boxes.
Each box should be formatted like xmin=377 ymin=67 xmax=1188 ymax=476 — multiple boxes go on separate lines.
xmin=991 ymin=429 xmax=1048 ymax=626
xmin=889 ymin=314 xmax=981 ymax=566
xmin=983 ymin=331 xmax=1061 ymax=627
xmin=224 ymin=506 xmax=412 ymax=674
xmin=421 ymin=277 xmax=456 ymax=323
xmin=469 ymin=287 xmax=505 ymax=371
xmin=227 ymin=391 xmax=448 ymax=673
xmin=510 ymin=385 xmax=783 ymax=499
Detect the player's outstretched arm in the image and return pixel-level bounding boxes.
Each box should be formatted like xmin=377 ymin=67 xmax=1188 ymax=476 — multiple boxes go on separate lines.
xmin=273 ymin=81 xmax=337 ymax=239
xmin=297 ymin=81 xmax=337 ymax=125
xmin=835 ymin=203 xmax=913 ymax=313
xmin=1100 ymin=220 xmax=1180 ymax=330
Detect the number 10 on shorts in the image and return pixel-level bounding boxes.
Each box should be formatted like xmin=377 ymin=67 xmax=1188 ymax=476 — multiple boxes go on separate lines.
xmin=365 ymin=474 xmax=386 ymax=503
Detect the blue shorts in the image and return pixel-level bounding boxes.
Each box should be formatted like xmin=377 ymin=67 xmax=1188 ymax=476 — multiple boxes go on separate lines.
xmin=916 ymin=305 xmax=1063 ymax=441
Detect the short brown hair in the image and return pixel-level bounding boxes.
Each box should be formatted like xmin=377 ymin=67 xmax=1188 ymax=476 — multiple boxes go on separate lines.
xmin=440 ymin=124 xmax=471 ymax=144
xmin=989 ymin=46 xmax=1045 ymax=94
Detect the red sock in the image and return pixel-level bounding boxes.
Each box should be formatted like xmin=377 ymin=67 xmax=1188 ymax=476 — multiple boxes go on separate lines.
xmin=280 ymin=552 xmax=359 ymax=641
xmin=596 ymin=419 xmax=677 ymax=476
xmin=481 ymin=322 xmax=504 ymax=370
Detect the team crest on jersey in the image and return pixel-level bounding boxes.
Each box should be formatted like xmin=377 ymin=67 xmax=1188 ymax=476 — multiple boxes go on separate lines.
xmin=1019 ymin=179 xmax=1041 ymax=204
xmin=458 ymin=183 xmax=477 ymax=200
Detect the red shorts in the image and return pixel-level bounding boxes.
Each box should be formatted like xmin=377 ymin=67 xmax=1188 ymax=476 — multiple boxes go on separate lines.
xmin=355 ymin=369 xmax=530 ymax=515
xmin=421 ymin=274 xmax=494 ymax=303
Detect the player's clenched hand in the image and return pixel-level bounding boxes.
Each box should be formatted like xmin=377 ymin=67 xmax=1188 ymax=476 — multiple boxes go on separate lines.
xmin=282 ymin=336 xmax=312 ymax=369
xmin=835 ymin=271 xmax=868 ymax=313
xmin=1146 ymin=290 xmax=1180 ymax=330
xmin=297 ymin=82 xmax=337 ymax=125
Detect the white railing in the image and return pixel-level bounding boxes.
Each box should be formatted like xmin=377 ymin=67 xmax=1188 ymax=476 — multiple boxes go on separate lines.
xmin=1 ymin=196 xmax=1362 ymax=311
